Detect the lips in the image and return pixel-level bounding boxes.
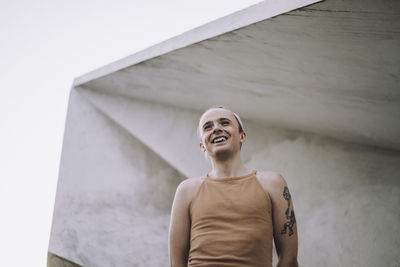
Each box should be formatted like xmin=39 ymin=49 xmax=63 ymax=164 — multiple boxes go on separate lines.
xmin=211 ymin=136 xmax=228 ymax=143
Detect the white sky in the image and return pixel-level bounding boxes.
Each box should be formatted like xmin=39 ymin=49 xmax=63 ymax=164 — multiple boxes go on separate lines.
xmin=0 ymin=0 xmax=261 ymax=265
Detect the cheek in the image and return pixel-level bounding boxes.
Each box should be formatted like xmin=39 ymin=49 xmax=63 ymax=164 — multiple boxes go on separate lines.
xmin=202 ymin=135 xmax=210 ymax=146
xmin=228 ymin=125 xmax=236 ymax=131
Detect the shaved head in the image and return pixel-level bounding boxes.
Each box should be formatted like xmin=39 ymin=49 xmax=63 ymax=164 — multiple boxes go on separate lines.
xmin=197 ymin=106 xmax=245 ymax=139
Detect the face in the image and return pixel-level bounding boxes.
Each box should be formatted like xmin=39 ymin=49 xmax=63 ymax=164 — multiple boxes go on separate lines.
xmin=198 ymin=108 xmax=246 ymax=158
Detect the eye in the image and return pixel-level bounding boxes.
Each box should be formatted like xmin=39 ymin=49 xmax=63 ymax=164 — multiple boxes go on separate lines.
xmin=203 ymin=124 xmax=212 ymax=130
xmin=221 ymin=121 xmax=230 ymax=125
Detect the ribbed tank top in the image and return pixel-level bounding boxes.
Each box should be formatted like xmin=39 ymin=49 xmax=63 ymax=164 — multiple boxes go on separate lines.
xmin=188 ymin=171 xmax=273 ymax=267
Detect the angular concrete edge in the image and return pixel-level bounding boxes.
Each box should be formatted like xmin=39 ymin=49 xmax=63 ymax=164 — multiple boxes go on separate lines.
xmin=47 ymin=252 xmax=83 ymax=267
xmin=78 ymin=86 xmax=210 ymax=176
xmin=73 ymin=0 xmax=321 ymax=86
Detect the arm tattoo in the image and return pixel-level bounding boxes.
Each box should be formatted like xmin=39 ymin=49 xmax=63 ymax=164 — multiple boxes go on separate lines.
xmin=281 ymin=186 xmax=296 ymax=236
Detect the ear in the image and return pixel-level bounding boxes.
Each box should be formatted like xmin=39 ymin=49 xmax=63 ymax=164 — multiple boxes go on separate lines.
xmin=240 ymin=131 xmax=246 ymax=143
xmin=199 ymin=142 xmax=206 ymax=152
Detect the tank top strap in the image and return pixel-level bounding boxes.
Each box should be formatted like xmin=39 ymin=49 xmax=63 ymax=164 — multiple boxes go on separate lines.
xmin=205 ymin=170 xmax=257 ymax=182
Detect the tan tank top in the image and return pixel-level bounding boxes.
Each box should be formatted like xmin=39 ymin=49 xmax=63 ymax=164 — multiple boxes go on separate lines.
xmin=188 ymin=171 xmax=273 ymax=267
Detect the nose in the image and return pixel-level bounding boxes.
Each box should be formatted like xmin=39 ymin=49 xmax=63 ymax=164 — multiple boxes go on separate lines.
xmin=212 ymin=124 xmax=223 ymax=134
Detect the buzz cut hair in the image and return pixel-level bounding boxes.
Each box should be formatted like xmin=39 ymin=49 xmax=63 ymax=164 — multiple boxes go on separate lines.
xmin=197 ymin=106 xmax=245 ymax=138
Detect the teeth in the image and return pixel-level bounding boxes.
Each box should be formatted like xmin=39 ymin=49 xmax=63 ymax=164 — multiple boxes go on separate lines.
xmin=213 ymin=137 xmax=227 ymax=143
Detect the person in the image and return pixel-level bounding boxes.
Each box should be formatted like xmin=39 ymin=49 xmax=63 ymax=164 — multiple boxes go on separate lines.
xmin=168 ymin=107 xmax=298 ymax=267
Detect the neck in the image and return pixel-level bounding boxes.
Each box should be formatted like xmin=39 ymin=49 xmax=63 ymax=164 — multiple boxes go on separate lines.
xmin=208 ymin=152 xmax=250 ymax=178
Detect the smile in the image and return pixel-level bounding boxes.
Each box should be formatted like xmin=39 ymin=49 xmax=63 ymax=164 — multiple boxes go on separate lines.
xmin=211 ymin=136 xmax=228 ymax=143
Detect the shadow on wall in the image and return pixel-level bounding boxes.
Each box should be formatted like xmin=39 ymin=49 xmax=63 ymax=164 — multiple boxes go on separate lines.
xmin=48 ymin=252 xmax=82 ymax=267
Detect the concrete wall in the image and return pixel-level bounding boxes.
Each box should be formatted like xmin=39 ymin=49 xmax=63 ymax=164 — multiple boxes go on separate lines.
xmin=49 ymin=0 xmax=400 ymax=265
xmin=49 ymin=87 xmax=400 ymax=266
xmin=243 ymin=123 xmax=400 ymax=267
xmin=49 ymin=89 xmax=184 ymax=266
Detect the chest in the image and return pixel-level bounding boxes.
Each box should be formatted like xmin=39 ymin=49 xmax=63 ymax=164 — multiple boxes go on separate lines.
xmin=190 ymin=178 xmax=272 ymax=222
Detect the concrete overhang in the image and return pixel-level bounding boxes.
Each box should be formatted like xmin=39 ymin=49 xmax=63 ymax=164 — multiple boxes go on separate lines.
xmin=74 ymin=0 xmax=400 ymax=151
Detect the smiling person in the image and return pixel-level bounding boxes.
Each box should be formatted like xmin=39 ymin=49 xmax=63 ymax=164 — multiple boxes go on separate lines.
xmin=169 ymin=106 xmax=298 ymax=267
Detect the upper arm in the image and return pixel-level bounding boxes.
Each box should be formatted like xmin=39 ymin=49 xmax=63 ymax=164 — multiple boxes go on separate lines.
xmin=259 ymin=172 xmax=298 ymax=266
xmin=168 ymin=179 xmax=197 ymax=267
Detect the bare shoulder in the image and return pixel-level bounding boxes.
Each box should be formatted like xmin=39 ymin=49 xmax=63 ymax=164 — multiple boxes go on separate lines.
xmin=174 ymin=176 xmax=205 ymax=203
xmin=256 ymin=170 xmax=288 ymax=195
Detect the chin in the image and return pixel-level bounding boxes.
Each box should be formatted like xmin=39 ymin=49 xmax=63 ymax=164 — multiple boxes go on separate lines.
xmin=212 ymin=148 xmax=234 ymax=160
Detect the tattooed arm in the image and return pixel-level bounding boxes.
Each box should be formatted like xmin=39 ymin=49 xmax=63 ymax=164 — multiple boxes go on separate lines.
xmin=257 ymin=171 xmax=298 ymax=267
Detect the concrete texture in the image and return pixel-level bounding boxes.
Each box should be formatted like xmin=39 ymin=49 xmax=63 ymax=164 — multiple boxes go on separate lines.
xmin=80 ymin=0 xmax=400 ymax=151
xmin=243 ymin=123 xmax=400 ymax=267
xmin=49 ymin=0 xmax=400 ymax=266
xmin=50 ymin=88 xmax=400 ymax=266
xmin=49 ymin=89 xmax=184 ymax=266
xmin=48 ymin=252 xmax=82 ymax=267
xmin=73 ymin=0 xmax=321 ymax=86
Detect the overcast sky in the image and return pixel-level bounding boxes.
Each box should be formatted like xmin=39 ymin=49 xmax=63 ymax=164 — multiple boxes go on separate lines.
xmin=0 ymin=0 xmax=261 ymax=265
